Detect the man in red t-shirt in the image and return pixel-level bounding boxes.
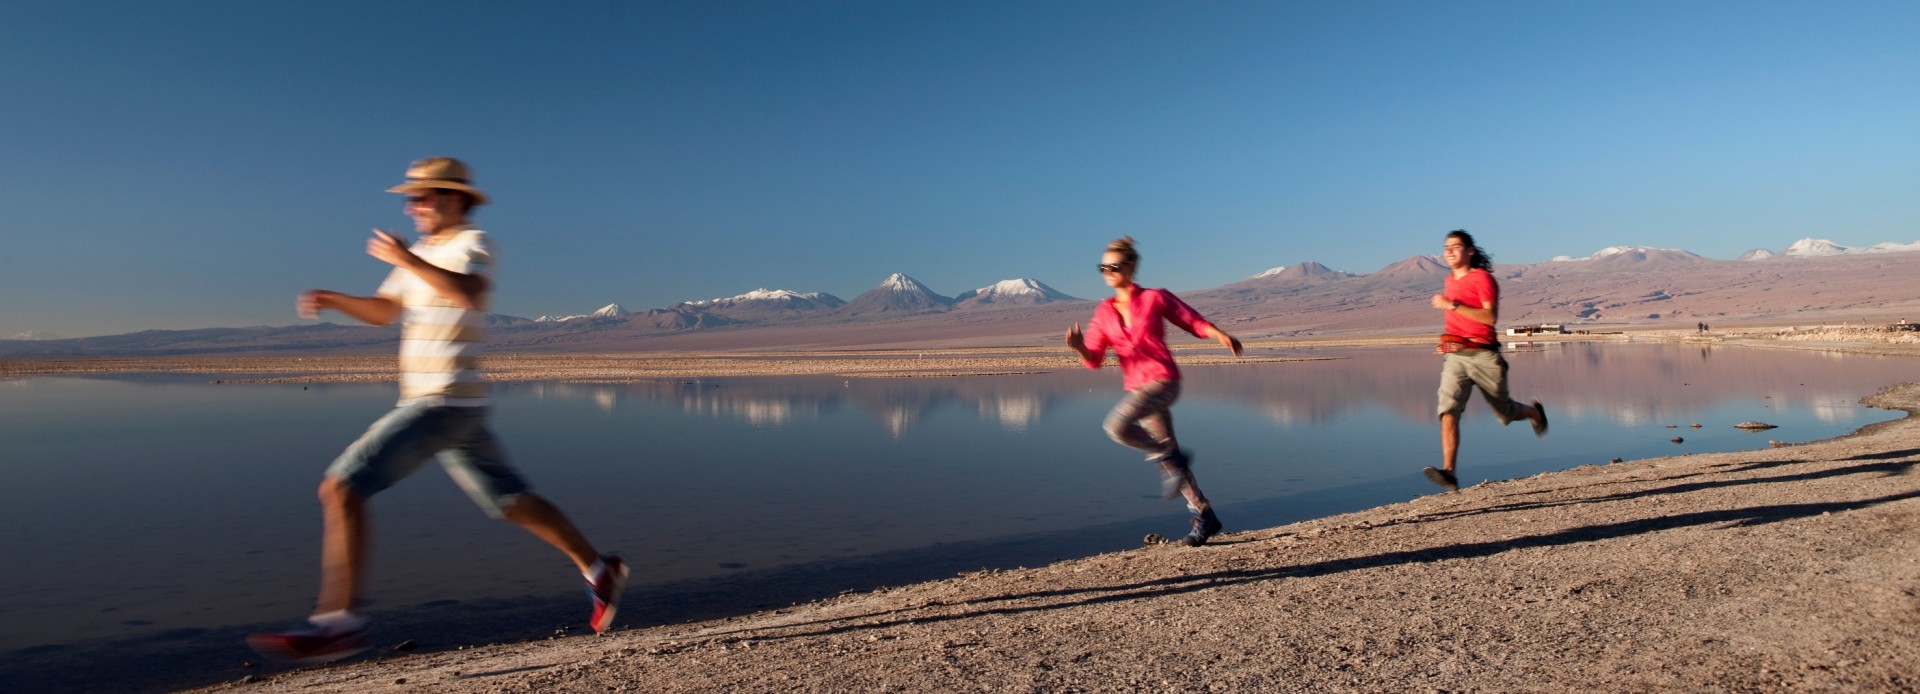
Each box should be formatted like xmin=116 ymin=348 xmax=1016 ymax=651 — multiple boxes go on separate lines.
xmin=1424 ymin=230 xmax=1549 ymax=492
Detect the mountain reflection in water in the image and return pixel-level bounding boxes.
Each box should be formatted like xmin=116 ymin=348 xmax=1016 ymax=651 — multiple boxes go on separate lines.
xmin=511 ymin=342 xmax=1885 ymax=435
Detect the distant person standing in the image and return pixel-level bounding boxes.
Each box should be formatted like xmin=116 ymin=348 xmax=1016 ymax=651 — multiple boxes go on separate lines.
xmin=1067 ymin=236 xmax=1242 ymax=546
xmin=248 ymin=158 xmax=627 ymax=664
xmin=1425 ymin=229 xmax=1548 ymax=492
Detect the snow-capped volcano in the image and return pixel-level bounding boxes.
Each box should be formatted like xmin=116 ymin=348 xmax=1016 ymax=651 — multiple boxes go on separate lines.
xmin=878 ymin=273 xmax=929 ymax=293
xmin=1257 ymin=261 xmax=1350 ymax=281
xmin=1782 ymin=238 xmax=1848 ymax=257
xmin=1859 ymin=240 xmax=1920 ymax=253
xmin=1775 ymin=237 xmax=1920 ymax=257
xmin=1542 ymin=246 xmax=1708 ymax=272
xmin=536 ymin=303 xmax=628 ymax=323
xmin=839 ymin=273 xmax=953 ymax=316
xmin=1550 ymin=245 xmax=1691 ymax=262
xmin=1737 ymin=248 xmax=1776 ymax=261
xmin=954 ymin=279 xmax=1079 ymax=308
xmin=680 ymin=288 xmax=844 ymax=310
xmin=687 ymin=288 xmax=844 ymax=307
xmin=676 ymin=288 xmax=846 ymax=321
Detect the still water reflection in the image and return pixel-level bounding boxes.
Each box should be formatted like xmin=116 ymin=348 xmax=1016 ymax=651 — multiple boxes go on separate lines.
xmin=0 ymin=343 xmax=1909 ymax=655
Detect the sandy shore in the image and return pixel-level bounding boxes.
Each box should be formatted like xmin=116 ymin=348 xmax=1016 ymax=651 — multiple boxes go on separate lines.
xmin=152 ymin=332 xmax=1920 ymax=692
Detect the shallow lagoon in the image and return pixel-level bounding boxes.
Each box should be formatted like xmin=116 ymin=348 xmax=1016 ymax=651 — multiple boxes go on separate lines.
xmin=0 ymin=342 xmax=1909 ymax=664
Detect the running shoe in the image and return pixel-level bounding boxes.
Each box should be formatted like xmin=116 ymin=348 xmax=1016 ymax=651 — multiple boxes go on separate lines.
xmin=587 ymin=554 xmax=629 ymax=634
xmin=1531 ymin=399 xmax=1549 ymax=437
xmin=1182 ymin=507 xmax=1222 ymax=547
xmin=246 ymin=620 xmax=372 ymax=665
xmin=1423 ymin=466 xmax=1459 ymax=492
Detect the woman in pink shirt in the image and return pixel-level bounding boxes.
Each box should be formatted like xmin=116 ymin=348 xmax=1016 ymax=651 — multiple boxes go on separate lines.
xmin=1067 ymin=237 xmax=1243 ymax=546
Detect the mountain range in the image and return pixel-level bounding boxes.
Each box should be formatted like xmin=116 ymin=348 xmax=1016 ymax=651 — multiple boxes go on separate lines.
xmin=5 ymin=237 xmax=1917 ymax=357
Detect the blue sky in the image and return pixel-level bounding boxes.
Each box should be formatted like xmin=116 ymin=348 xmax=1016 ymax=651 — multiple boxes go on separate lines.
xmin=3 ymin=1 xmax=1916 ymax=338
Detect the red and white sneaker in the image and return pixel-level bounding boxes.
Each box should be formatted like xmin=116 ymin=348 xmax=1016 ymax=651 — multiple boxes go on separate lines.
xmin=586 ymin=555 xmax=629 ymax=634
xmin=246 ymin=620 xmax=371 ymax=665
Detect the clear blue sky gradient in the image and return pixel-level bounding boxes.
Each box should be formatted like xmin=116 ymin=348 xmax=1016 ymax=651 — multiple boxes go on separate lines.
xmin=3 ymin=1 xmax=1916 ymax=338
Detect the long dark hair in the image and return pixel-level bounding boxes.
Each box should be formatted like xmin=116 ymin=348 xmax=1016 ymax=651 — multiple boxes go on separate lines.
xmin=1446 ymin=229 xmax=1492 ymax=272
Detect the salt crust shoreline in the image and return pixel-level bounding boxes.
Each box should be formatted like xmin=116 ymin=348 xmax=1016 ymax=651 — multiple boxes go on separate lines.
xmin=111 ymin=332 xmax=1913 ymax=691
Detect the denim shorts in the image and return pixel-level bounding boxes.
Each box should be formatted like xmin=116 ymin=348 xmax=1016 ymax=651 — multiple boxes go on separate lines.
xmin=325 ymin=402 xmax=530 ymax=518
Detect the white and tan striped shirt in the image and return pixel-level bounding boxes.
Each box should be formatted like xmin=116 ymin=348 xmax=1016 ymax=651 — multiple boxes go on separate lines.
xmin=376 ymin=225 xmax=493 ymax=406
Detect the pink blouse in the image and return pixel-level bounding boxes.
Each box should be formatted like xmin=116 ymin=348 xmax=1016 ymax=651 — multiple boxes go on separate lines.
xmin=1079 ymin=286 xmax=1217 ymax=391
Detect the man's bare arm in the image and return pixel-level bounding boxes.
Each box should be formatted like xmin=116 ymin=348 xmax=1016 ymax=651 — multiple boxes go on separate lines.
xmin=366 ymin=229 xmax=490 ymax=309
xmin=299 ymin=290 xmax=403 ymax=326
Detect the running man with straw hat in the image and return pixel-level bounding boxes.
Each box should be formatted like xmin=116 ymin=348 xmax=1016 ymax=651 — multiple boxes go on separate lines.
xmin=247 ymin=157 xmax=628 ymax=664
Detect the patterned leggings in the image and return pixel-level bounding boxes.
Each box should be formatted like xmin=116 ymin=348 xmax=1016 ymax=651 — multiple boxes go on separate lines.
xmin=1104 ymin=379 xmax=1181 ymax=460
xmin=1103 ymin=379 xmax=1209 ymax=511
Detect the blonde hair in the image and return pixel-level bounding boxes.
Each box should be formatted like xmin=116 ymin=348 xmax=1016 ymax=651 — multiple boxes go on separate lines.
xmin=1105 ymin=236 xmax=1139 ymax=266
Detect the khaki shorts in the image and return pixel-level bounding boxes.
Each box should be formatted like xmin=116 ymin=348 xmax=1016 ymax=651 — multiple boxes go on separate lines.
xmin=1436 ymin=349 xmax=1519 ymax=423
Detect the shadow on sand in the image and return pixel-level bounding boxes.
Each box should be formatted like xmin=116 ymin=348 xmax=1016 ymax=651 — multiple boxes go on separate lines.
xmin=703 ymin=457 xmax=1919 ymax=642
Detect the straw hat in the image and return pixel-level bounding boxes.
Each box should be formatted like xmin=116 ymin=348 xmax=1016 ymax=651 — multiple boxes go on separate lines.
xmin=386 ymin=157 xmax=489 ymax=205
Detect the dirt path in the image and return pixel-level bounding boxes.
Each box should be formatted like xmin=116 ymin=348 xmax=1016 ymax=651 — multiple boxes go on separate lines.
xmin=194 ymin=377 xmax=1920 ymax=692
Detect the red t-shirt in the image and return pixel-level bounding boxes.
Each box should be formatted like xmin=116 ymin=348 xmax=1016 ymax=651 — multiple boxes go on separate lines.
xmin=1442 ymin=268 xmax=1499 ymax=345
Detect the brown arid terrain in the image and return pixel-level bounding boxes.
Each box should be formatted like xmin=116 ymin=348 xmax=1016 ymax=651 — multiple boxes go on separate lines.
xmin=135 ymin=328 xmax=1920 ymax=693
xmin=6 ymin=249 xmax=1920 ymax=359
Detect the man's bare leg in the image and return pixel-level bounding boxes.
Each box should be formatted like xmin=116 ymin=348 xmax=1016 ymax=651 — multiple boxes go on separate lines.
xmin=501 ymin=493 xmax=598 ymax=574
xmin=315 ymin=478 xmax=368 ymax=614
xmin=245 ymin=479 xmax=375 ymax=664
xmin=504 ymin=494 xmax=627 ymax=633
